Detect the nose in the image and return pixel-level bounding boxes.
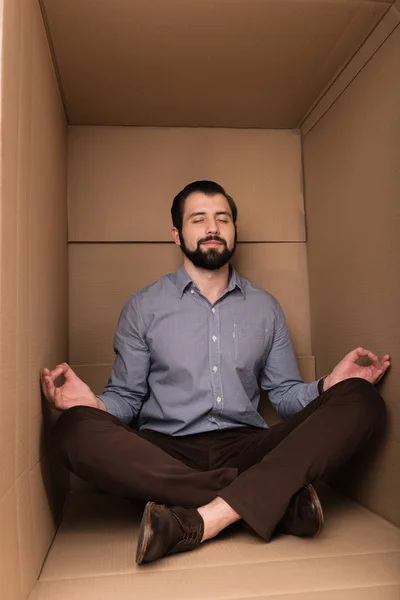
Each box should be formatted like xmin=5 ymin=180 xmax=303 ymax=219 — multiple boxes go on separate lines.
xmin=206 ymin=217 xmax=219 ymax=235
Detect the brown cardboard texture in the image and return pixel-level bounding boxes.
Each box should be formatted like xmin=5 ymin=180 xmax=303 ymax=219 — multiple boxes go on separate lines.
xmin=31 ymin=485 xmax=400 ymax=599
xmin=0 ymin=0 xmax=67 ymax=598
xmin=42 ymin=0 xmax=390 ymax=128
xmin=0 ymin=0 xmax=398 ymax=599
xmin=303 ymin=24 xmax=400 ymax=526
xmin=68 ymin=127 xmax=305 ymax=242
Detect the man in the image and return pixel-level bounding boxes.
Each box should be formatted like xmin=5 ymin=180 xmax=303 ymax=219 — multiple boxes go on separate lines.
xmin=42 ymin=180 xmax=389 ymax=565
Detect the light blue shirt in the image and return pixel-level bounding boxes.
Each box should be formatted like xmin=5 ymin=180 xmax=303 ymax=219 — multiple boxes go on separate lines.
xmin=99 ymin=266 xmax=319 ymax=435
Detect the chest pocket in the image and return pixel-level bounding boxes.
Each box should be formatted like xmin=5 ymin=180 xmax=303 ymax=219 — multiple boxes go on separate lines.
xmin=233 ymin=323 xmax=268 ymax=371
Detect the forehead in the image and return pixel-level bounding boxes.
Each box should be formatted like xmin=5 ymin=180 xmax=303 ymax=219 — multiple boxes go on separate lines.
xmin=183 ymin=192 xmax=232 ymax=217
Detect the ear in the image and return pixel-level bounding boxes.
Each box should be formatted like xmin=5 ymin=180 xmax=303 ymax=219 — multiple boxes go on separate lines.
xmin=171 ymin=227 xmax=181 ymax=247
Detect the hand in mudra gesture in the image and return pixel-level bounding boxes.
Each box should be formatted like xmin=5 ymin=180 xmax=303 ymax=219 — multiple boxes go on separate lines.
xmin=325 ymin=347 xmax=390 ymax=391
xmin=41 ymin=363 xmax=105 ymax=412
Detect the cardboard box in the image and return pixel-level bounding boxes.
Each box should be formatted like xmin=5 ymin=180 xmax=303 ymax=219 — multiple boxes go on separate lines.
xmin=1 ymin=1 xmax=399 ymax=598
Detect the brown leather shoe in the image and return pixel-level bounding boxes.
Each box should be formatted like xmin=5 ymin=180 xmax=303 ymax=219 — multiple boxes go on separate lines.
xmin=136 ymin=502 xmax=204 ymax=565
xmin=277 ymin=484 xmax=324 ymax=537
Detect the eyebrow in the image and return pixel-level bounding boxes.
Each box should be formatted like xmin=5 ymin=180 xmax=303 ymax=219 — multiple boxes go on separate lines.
xmin=188 ymin=211 xmax=232 ymax=219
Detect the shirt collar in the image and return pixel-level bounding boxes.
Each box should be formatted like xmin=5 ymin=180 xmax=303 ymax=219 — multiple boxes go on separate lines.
xmin=175 ymin=264 xmax=245 ymax=298
xmin=228 ymin=267 xmax=245 ymax=297
xmin=175 ymin=265 xmax=193 ymax=298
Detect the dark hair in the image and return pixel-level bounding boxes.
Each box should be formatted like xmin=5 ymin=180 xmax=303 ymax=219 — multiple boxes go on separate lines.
xmin=171 ymin=181 xmax=238 ymax=230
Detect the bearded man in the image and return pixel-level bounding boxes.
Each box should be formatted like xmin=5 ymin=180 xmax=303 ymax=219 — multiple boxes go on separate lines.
xmin=42 ymin=180 xmax=389 ymax=565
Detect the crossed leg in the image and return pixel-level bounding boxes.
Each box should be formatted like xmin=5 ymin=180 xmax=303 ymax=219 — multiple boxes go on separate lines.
xmin=51 ymin=378 xmax=385 ymax=554
xmin=196 ymin=378 xmax=385 ymax=541
xmin=51 ymin=406 xmax=238 ymax=508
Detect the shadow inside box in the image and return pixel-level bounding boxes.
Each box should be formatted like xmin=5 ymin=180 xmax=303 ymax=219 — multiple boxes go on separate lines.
xmin=64 ymin=479 xmax=343 ymax=538
xmin=224 ymin=480 xmax=344 ymax=539
xmin=313 ymin=480 xmax=343 ymax=513
xmin=60 ymin=492 xmax=144 ymax=532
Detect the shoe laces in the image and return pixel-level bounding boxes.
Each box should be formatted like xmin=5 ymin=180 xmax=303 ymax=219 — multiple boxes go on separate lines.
xmin=177 ymin=523 xmax=203 ymax=547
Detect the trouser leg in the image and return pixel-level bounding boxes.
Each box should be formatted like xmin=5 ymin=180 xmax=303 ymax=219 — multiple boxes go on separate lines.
xmin=218 ymin=378 xmax=385 ymax=540
xmin=51 ymin=406 xmax=237 ymax=507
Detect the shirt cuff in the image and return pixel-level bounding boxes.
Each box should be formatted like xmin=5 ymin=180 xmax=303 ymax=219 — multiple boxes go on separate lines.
xmin=308 ymin=380 xmax=320 ymax=402
xmin=96 ymin=393 xmax=131 ymax=423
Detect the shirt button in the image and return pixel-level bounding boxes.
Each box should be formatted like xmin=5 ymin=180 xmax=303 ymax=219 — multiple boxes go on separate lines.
xmin=190 ymin=289 xmax=194 ymax=294
xmin=212 ymin=366 xmax=218 ymax=373
xmin=212 ymin=335 xmax=217 ymax=342
xmin=216 ymin=396 xmax=222 ymax=403
xmin=212 ymin=308 xmax=215 ymax=313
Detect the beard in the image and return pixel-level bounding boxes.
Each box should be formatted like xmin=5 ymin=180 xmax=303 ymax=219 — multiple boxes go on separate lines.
xmin=179 ymin=229 xmax=237 ymax=271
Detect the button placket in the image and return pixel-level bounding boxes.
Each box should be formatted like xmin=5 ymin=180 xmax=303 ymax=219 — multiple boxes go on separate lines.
xmin=209 ymin=305 xmax=223 ymax=417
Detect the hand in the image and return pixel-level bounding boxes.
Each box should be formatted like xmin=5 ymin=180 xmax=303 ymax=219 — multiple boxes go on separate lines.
xmin=41 ymin=363 xmax=106 ymax=412
xmin=324 ymin=347 xmax=390 ymax=391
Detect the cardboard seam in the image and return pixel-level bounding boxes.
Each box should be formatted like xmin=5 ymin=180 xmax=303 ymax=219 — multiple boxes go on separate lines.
xmin=67 ymin=240 xmax=308 ymax=245
xmin=40 ymin=549 xmax=400 ymax=583
xmin=37 ymin=0 xmax=70 ymax=124
xmin=36 ymin=489 xmax=75 ymax=581
xmin=302 ymin=21 xmax=400 ymax=136
xmin=299 ymin=7 xmax=399 ymax=133
xmin=298 ymin=3 xmax=365 ymax=122
xmin=211 ymin=586 xmax=400 ymax=600
xmin=37 ymin=550 xmax=400 ymax=583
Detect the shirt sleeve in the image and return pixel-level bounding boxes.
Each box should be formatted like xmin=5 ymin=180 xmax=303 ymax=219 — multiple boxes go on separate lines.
xmin=97 ymin=294 xmax=150 ymax=423
xmin=259 ymin=299 xmax=319 ymax=419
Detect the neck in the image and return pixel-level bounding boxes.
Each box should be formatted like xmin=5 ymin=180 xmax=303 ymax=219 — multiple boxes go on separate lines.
xmin=183 ymin=258 xmax=230 ymax=305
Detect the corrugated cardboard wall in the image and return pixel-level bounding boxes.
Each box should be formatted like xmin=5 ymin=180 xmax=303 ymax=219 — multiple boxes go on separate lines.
xmin=67 ymin=127 xmax=316 ymax=419
xmin=302 ymin=24 xmax=400 ymax=526
xmin=41 ymin=0 xmax=392 ymax=128
xmin=0 ymin=0 xmax=68 ymax=598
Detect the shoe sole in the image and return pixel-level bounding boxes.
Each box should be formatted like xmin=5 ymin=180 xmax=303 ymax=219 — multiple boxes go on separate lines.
xmin=307 ymin=484 xmax=324 ymax=536
xmin=136 ymin=501 xmax=155 ymax=565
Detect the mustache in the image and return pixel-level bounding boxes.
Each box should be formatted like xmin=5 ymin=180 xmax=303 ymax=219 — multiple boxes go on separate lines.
xmin=198 ymin=236 xmax=227 ymax=247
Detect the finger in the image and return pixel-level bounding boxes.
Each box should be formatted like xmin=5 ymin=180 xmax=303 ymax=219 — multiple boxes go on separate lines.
xmin=41 ymin=369 xmax=57 ymax=402
xmin=372 ymin=362 xmax=391 ymax=383
xmin=44 ymin=374 xmax=57 ymax=400
xmin=375 ymin=359 xmax=390 ymax=370
xmin=370 ymin=355 xmax=390 ymax=367
xmin=49 ymin=363 xmax=68 ymax=381
xmin=41 ymin=368 xmax=49 ymax=386
xmin=371 ymin=360 xmax=383 ymax=372
xmin=53 ymin=386 xmax=63 ymax=410
xmin=365 ymin=349 xmax=378 ymax=362
xmin=52 ymin=362 xmax=75 ymax=382
xmin=346 ymin=347 xmax=377 ymax=362
xmin=61 ymin=363 xmax=75 ymax=381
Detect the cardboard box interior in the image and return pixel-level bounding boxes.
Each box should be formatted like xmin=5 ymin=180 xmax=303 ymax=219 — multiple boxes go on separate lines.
xmin=0 ymin=0 xmax=399 ymax=598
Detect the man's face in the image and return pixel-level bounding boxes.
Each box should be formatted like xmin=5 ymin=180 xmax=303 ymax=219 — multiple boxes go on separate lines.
xmin=173 ymin=192 xmax=237 ymax=270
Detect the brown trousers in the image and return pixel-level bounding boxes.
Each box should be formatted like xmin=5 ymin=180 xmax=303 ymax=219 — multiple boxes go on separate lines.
xmin=51 ymin=378 xmax=385 ymax=540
